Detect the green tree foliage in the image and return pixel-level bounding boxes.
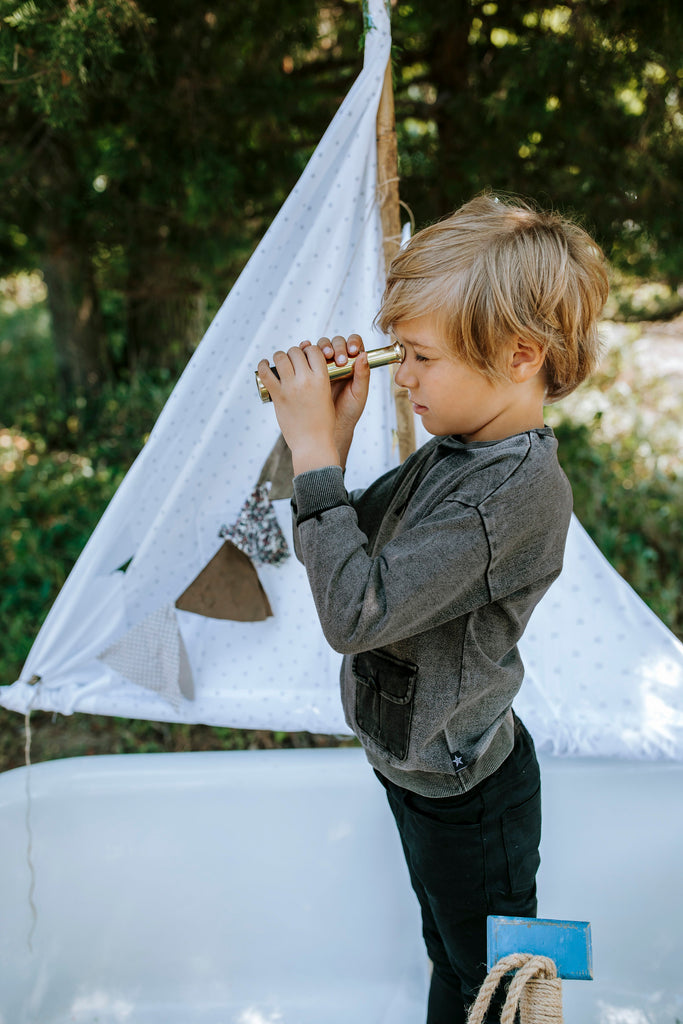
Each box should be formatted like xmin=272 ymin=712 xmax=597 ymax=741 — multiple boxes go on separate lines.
xmin=1 ymin=3 xmax=682 ymax=768
xmin=391 ymin=1 xmax=683 ymax=284
xmin=1 ymin=1 xmax=682 ymax=396
xmin=0 ymin=0 xmax=360 ymax=391
xmin=0 ymin=0 xmax=154 ymax=389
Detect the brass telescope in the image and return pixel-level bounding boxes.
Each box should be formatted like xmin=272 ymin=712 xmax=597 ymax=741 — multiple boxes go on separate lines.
xmin=255 ymin=340 xmax=404 ymax=403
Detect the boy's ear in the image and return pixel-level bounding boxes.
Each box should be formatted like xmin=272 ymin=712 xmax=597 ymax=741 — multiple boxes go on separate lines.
xmin=508 ymin=337 xmax=545 ymax=383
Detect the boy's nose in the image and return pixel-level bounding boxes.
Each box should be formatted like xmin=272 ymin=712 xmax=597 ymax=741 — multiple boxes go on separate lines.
xmin=394 ymin=360 xmax=412 ymax=390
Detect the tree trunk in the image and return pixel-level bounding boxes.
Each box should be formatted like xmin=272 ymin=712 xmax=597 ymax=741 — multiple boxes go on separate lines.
xmin=42 ymin=235 xmax=111 ymax=398
xmin=428 ymin=4 xmax=473 ymax=211
xmin=123 ymin=260 xmax=205 ymax=373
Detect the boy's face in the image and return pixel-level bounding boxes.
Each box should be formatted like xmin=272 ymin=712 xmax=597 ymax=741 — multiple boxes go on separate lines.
xmin=392 ymin=314 xmax=543 ymax=442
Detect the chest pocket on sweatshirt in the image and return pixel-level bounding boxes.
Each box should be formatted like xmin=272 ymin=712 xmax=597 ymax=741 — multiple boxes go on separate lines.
xmin=353 ymin=650 xmax=418 ymax=761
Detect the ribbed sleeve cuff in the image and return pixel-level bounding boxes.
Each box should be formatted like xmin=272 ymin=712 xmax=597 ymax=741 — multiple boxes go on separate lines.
xmin=292 ymin=466 xmax=349 ymax=525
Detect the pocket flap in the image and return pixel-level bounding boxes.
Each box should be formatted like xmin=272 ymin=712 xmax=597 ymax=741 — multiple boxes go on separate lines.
xmin=353 ymin=649 xmax=417 ymax=705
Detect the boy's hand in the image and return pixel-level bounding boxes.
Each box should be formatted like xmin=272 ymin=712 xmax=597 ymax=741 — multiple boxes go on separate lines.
xmin=258 ymin=334 xmax=370 ymax=474
xmin=257 ymin=343 xmax=340 ymax=475
xmin=311 ymin=334 xmax=370 ymax=466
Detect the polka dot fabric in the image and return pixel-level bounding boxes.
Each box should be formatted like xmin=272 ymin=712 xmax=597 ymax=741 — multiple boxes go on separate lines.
xmin=516 ymin=516 xmax=683 ymax=759
xmin=2 ymin=0 xmax=682 ymax=758
xmin=1 ymin=0 xmax=394 ymax=736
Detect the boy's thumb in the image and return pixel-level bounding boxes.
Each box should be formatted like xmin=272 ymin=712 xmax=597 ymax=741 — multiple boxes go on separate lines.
xmin=353 ymin=350 xmax=370 ymax=389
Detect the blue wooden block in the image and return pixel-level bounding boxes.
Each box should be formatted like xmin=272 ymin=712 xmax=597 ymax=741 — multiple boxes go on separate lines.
xmin=487 ymin=916 xmax=593 ymax=981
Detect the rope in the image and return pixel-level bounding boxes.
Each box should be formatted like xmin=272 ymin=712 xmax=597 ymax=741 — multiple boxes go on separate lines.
xmin=376 ymin=175 xmax=401 ymax=216
xmin=373 ymin=182 xmax=416 ymax=248
xmin=399 ymin=198 xmax=416 ymax=235
xmin=24 ymin=702 xmax=39 ymax=952
xmin=466 ymin=953 xmax=563 ymax=1024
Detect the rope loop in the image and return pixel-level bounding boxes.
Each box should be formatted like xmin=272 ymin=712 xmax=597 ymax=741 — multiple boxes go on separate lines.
xmin=466 ymin=953 xmax=563 ymax=1024
xmin=376 ymin=174 xmax=401 ymax=208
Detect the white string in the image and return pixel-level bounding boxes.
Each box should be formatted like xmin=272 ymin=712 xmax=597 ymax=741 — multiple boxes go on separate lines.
xmin=23 ymin=700 xmax=39 ymax=953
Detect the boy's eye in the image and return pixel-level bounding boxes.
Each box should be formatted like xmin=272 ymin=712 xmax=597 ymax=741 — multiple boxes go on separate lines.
xmin=415 ymin=353 xmax=429 ymax=363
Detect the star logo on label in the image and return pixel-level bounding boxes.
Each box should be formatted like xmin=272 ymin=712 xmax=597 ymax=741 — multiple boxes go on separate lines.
xmin=451 ymin=752 xmax=465 ymax=769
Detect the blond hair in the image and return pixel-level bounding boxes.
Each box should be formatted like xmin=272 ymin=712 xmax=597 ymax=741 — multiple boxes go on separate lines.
xmin=377 ymin=193 xmax=609 ymax=401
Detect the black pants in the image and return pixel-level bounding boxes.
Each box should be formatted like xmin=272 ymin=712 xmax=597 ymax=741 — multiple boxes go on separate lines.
xmin=376 ymin=716 xmax=541 ymax=1024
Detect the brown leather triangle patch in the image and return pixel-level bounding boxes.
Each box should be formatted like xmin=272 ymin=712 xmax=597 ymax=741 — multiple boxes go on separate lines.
xmin=175 ymin=541 xmax=273 ymax=622
xmin=257 ymin=433 xmax=294 ymax=500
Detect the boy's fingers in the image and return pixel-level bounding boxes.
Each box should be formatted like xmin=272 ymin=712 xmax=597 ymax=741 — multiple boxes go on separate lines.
xmin=330 ymin=334 xmax=350 ymax=366
xmin=286 ymin=345 xmax=314 ymax=375
xmin=272 ymin=349 xmax=298 ymax=381
xmin=353 ymin=351 xmax=371 ymax=389
xmin=257 ymin=358 xmax=277 ymax=389
xmin=302 ymin=343 xmax=327 ymax=372
xmin=284 ymin=344 xmax=328 ymax=380
xmin=318 ymin=336 xmax=334 ymax=359
xmin=315 ymin=334 xmax=363 ymax=364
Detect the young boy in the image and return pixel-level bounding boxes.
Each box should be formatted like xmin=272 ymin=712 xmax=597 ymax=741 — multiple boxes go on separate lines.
xmin=257 ymin=193 xmax=609 ymax=1024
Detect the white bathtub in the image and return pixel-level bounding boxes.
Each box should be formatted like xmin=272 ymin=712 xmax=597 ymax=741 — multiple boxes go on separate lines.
xmin=0 ymin=748 xmax=680 ymax=1023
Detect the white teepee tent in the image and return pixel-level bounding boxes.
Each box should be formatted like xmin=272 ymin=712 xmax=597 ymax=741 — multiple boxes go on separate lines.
xmin=2 ymin=0 xmax=682 ymax=758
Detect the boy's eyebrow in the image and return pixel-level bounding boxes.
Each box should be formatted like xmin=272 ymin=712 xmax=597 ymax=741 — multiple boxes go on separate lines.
xmin=391 ymin=329 xmax=432 ymax=349
xmin=394 ymin=334 xmax=436 ymax=352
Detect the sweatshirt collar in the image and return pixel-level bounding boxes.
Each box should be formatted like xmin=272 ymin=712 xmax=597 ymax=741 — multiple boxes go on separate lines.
xmin=436 ymin=426 xmax=555 ymax=452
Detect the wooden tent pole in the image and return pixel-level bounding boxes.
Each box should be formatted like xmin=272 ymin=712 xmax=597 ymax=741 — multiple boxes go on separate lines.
xmin=376 ymin=57 xmax=416 ymax=463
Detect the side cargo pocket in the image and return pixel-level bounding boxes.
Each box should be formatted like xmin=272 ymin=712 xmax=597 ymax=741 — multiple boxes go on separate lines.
xmin=353 ymin=649 xmax=417 ymax=761
xmin=501 ymin=786 xmax=542 ymax=894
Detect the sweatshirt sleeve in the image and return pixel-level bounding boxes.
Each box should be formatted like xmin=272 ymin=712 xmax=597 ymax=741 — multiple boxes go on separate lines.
xmin=291 ymin=466 xmax=493 ymax=655
xmin=290 ymin=465 xmax=353 ymax=564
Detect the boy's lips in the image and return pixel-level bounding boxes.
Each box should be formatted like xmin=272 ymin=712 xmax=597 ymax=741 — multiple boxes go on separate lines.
xmin=411 ymin=400 xmax=428 ymax=415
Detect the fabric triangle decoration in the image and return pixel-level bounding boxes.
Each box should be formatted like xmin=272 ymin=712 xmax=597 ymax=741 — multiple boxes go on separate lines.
xmin=175 ymin=540 xmax=273 ymax=622
xmin=2 ymin=0 xmax=397 ymax=733
xmin=99 ymin=603 xmax=195 ymax=709
xmin=3 ymin=0 xmax=682 ymax=760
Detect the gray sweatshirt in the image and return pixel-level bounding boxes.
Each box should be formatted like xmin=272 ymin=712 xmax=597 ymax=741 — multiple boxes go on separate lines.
xmin=291 ymin=428 xmax=572 ymax=797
